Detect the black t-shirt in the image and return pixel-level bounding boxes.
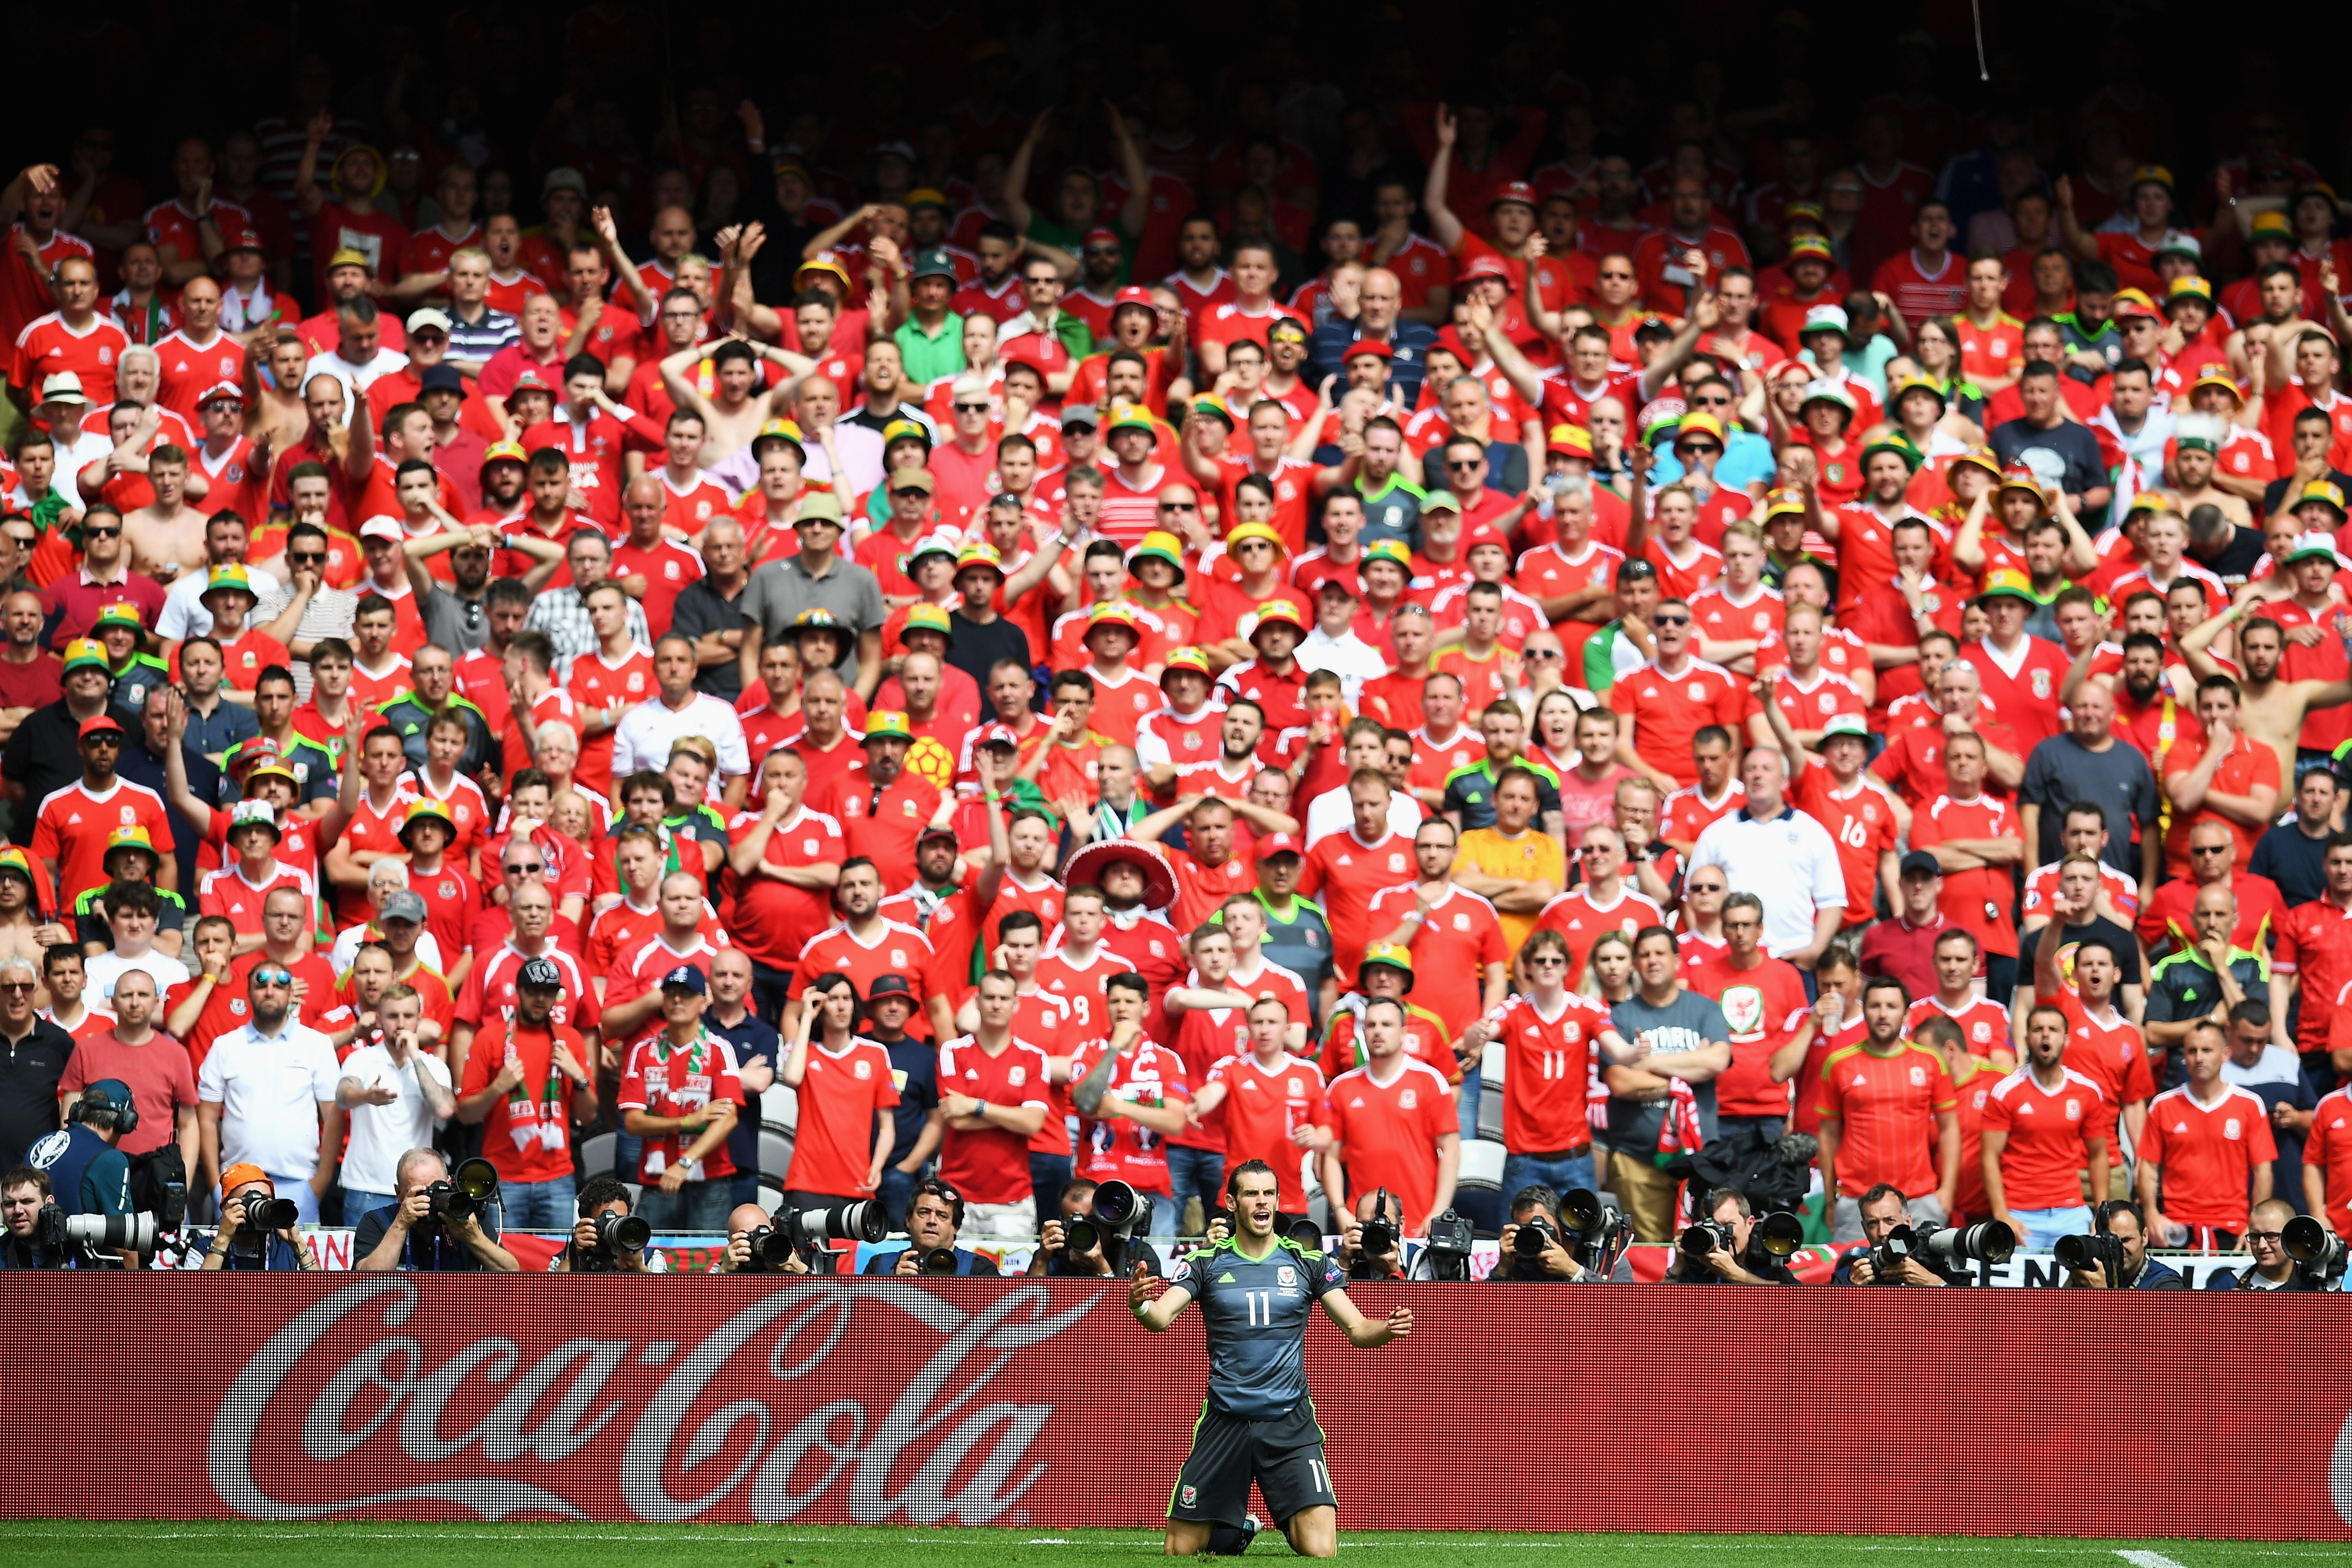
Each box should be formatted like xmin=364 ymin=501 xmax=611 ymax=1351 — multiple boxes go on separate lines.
xmin=2250 ymin=821 xmax=2331 ymax=909
xmin=0 ymin=1019 xmax=77 ymax=1169
xmin=350 ymin=1204 xmax=505 ymax=1270
xmin=946 ymin=612 xmax=1035 ymax=696
xmin=1991 ymin=418 xmax=2108 ymax=507
xmin=2035 ymin=913 xmax=2146 ymax=988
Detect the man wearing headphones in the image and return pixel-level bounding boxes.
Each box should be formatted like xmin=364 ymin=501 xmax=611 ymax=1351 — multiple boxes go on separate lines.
xmin=863 ymin=1178 xmax=1003 ymax=1275
xmin=25 ymin=1078 xmax=134 ymax=1224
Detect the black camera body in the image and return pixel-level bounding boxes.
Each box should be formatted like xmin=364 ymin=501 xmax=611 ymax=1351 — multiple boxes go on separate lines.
xmin=574 ymin=1208 xmax=653 ymax=1270
xmin=241 ymin=1195 xmax=301 ymax=1232
xmin=739 ymin=1224 xmax=801 ymax=1274
xmin=1515 ymin=1214 xmax=1560 ymax=1260
xmin=1063 ymin=1179 xmax=1151 ymax=1266
xmin=1422 ymin=1208 xmax=1474 ymax=1281
xmin=919 ymin=1245 xmax=961 ymax=1275
xmin=424 ymin=1157 xmax=502 ymax=1224
xmin=2055 ymin=1229 xmax=2128 ymax=1285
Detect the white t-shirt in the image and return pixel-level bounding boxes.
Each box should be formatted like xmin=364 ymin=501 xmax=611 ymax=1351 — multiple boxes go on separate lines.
xmin=158 ymin=562 xmax=281 ymax=640
xmin=1688 ymin=804 xmax=1847 ymax=958
xmin=195 ymin=1021 xmax=342 ymax=1182
xmin=335 ymin=1043 xmax=453 ymax=1196
xmin=83 ymin=948 xmax=193 ymax=1003
xmin=612 ymin=692 xmax=752 ymax=782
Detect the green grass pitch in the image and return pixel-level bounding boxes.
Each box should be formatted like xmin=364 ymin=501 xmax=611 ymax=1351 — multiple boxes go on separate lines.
xmin=0 ymin=1522 xmax=2336 ymax=1566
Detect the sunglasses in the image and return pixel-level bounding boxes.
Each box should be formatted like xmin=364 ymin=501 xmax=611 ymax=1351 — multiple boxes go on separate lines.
xmin=83 ymin=526 xmax=120 ymax=539
xmin=1445 ymin=459 xmax=1484 ymax=471
xmin=504 ymin=861 xmax=545 ymax=875
xmin=254 ymin=969 xmax=293 ymax=986
xmin=1525 ymin=648 xmax=1562 ymax=661
xmin=0 ymin=981 xmax=33 ymax=993
xmin=1159 ymin=501 xmax=1198 ymax=512
xmin=82 ymin=733 xmax=122 ymax=745
xmin=1678 ymin=442 xmax=1722 ymax=455
xmin=1084 ymin=244 xmax=1120 ymax=257
xmin=1526 ymin=953 xmax=1569 ymax=967
xmin=1577 ymin=844 xmax=1614 ymax=856
xmin=953 ymin=401 xmax=990 ymax=413
xmin=1652 ymin=613 xmax=1690 ymax=626
xmin=287 ymin=550 xmax=326 ymax=564
xmin=1687 ymin=882 xmax=1726 ymax=894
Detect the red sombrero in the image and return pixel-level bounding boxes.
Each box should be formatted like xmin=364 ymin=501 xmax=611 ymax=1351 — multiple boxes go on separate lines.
xmin=1063 ymin=839 xmax=1177 ymax=910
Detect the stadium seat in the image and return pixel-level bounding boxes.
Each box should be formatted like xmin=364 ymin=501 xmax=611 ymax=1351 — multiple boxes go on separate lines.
xmin=761 ymin=1087 xmax=799 ymax=1131
xmin=755 ymin=1176 xmax=787 ymax=1216
xmin=577 ymin=1131 xmax=618 ymax=1181
xmin=759 ymin=1127 xmax=794 ymax=1186
xmin=1454 ymin=1137 xmax=1507 ymax=1236
xmin=1477 ymin=1049 xmax=1505 ymax=1140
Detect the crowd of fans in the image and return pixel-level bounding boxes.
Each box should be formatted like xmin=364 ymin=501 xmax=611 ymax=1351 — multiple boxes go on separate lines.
xmin=1 ymin=16 xmax=2348 ymax=1292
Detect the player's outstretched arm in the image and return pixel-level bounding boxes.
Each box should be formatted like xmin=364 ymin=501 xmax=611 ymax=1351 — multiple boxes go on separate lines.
xmin=1130 ymin=1260 xmax=1194 ymax=1331
xmin=1320 ymin=1288 xmax=1412 ymax=1348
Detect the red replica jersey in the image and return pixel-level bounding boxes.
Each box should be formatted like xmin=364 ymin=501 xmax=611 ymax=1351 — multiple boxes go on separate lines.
xmin=1429 ymin=645 xmax=1517 ymax=716
xmin=456 ymin=944 xmax=600 ymax=1035
xmin=1907 ymin=993 xmax=2015 ymax=1062
xmin=1366 ymin=883 xmax=1503 ymax=1041
xmin=618 ymin=1031 xmax=745 ymax=1184
xmin=1033 ymin=948 xmax=1139 ymax=1040
xmin=815 ymin=765 xmax=947 ymax=895
xmin=2140 ymin=1083 xmax=2278 ymax=1233
xmin=1514 ymin=541 xmax=1623 ymax=628
xmin=1299 ymin=828 xmax=1417 ymax=988
xmin=793 ymin=919 xmax=938 ymax=1034
xmin=1660 ymin=780 xmax=1745 ymax=849
xmin=567 ymin=647 xmax=655 ymax=798
xmin=2021 ymin=860 xmax=2142 ymax=928
xmin=1405 ymin=725 xmax=1483 ymax=799
xmin=1911 ymin=793 xmax=2024 ymax=957
xmin=1792 ymin=767 xmax=1900 ymax=930
xmin=1170 ymin=1003 xmax=1251 ymax=1155
xmin=152 ymin=329 xmax=248 ymax=425
xmin=347 ymin=654 xmax=414 ymax=716
xmin=2280 ymin=899 xmax=2352 ymax=1051
xmin=934 ymin=1033 xmax=1053 ymax=1205
xmin=604 ymin=934 xmax=728 ymax=1057
xmin=723 ymin=805 xmax=845 ymax=973
xmin=1815 ymin=1039 xmax=1957 ymax=1198
xmin=1489 ymin=989 xmax=1616 ymax=1154
xmin=331 ymin=787 xmax=422 ymax=927
xmin=13 ymin=311 xmax=132 ymax=408
xmin=1068 ymin=1035 xmax=1190 ymax=1193
xmin=1697 ymin=954 xmax=1814 ymax=1118
xmin=1962 ymin=636 xmax=2070 ymax=753
xmin=1983 ymin=1065 xmax=2112 ymax=1210
xmin=32 ymin=778 xmax=173 ymax=907
xmin=785 ymin=1036 xmax=900 ymax=1197
xmin=2042 ymin=991 xmax=2154 ymax=1154
xmin=1612 ymin=659 xmax=1754 ymax=788
xmin=1206 ymin=1049 xmax=1330 ymax=1212
xmin=2303 ymin=1086 xmax=2352 ymax=1240
xmin=1532 ymin=885 xmax=1666 ymax=985
xmin=1327 ymin=1057 xmax=1457 ymax=1235
xmin=1319 ymin=998 xmax=1454 ymax=1085
xmin=1688 ymin=583 xmax=1783 ymax=646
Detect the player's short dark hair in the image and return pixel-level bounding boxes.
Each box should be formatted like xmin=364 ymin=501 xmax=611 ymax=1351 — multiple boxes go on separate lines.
xmin=1224 ymin=1159 xmax=1279 ymax=1205
xmin=1509 ymin=1184 xmax=1559 ymax=1222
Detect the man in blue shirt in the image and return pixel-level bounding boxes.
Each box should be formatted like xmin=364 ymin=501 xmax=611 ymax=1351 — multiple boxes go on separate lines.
xmin=2063 ymin=1200 xmax=2186 ymax=1290
xmin=704 ymin=949 xmax=782 ymax=1207
xmin=1132 ymin=1159 xmax=1412 ymax=1560
xmin=351 ymin=1148 xmax=520 ymax=1272
xmin=25 ymin=1077 xmax=132 ymax=1219
xmin=862 ymin=1179 xmax=998 ymax=1276
xmin=1307 ymin=267 xmax=1437 ymax=405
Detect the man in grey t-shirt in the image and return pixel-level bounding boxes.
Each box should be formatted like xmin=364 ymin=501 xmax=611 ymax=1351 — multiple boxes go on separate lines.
xmin=2016 ymin=682 xmax=2156 ymax=872
xmin=1603 ymin=928 xmax=1733 ymax=1243
xmin=738 ymin=493 xmax=885 ymax=696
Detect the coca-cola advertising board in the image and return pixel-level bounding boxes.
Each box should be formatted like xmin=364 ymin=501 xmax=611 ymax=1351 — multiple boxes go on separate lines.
xmin=10 ymin=1275 xmax=2346 ymax=1537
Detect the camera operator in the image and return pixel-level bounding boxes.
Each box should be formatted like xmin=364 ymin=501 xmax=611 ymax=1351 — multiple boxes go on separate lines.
xmin=550 ymin=1175 xmax=671 ymax=1273
xmin=1033 ymin=1177 xmax=1118 ymax=1277
xmin=1832 ymin=1184 xmax=1958 ymax=1286
xmin=198 ymin=1164 xmax=318 ymax=1270
xmin=863 ymin=1178 xmax=1002 ymax=1276
xmin=2065 ymin=1199 xmax=2187 ymax=1290
xmin=26 ymin=1077 xmax=138 ymax=1265
xmin=0 ymin=1168 xmax=71 ymax=1268
xmin=352 ymin=1148 xmax=521 ymax=1272
xmin=718 ymin=1201 xmax=811 ymax=1274
xmin=1492 ymin=1184 xmax=1628 ymax=1281
xmin=1336 ymin=1189 xmax=1405 ymax=1281
xmin=2205 ymin=1198 xmax=2320 ymax=1291
xmin=1665 ymin=1187 xmax=1799 ymax=1285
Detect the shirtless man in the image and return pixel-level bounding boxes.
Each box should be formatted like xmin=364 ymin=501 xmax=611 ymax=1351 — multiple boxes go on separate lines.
xmin=123 ymin=444 xmax=212 ymax=584
xmin=0 ymin=853 xmax=70 ymax=973
xmin=245 ymin=332 xmax=313 ymax=452
xmin=2181 ymin=583 xmax=2352 ymax=785
xmin=659 ymin=336 xmax=813 ymax=469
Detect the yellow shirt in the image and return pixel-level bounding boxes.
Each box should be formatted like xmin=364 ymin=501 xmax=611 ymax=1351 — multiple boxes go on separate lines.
xmin=1454 ymin=827 xmax=1565 ymax=958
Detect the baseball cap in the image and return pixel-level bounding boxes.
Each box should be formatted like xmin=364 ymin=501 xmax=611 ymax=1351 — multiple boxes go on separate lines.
xmin=2109 ymin=289 xmax=2161 ymax=322
xmin=660 ymin=964 xmax=709 ymax=994
xmin=1060 ymin=404 xmax=1100 ymax=430
xmin=405 ymin=307 xmax=454 ymax=335
xmin=887 ymin=467 xmax=936 ymax=495
xmin=358 ymin=515 xmax=404 ymax=543
xmin=1800 ymin=304 xmax=1850 ymax=338
xmin=1489 ymin=180 xmax=1537 ymax=211
xmin=2286 ymin=530 xmax=2341 ymax=564
xmin=975 ymin=722 xmax=1022 ymax=751
xmin=1254 ymin=831 xmax=1303 ymax=861
xmin=1546 ymin=423 xmax=1594 ymax=458
xmin=380 ymin=889 xmax=429 ymax=924
xmin=219 ymin=1163 xmax=274 ymax=1196
xmin=868 ymin=974 xmax=918 ymax=1002
xmin=518 ymin=956 xmax=564 ymax=990
xmin=77 ymin=713 xmax=125 ymax=741
xmin=909 ymin=248 xmax=958 ymax=282
xmin=1899 ymin=849 xmax=1942 ymax=878
xmin=418 ymin=364 xmax=465 ymax=395
xmin=198 ymin=379 xmax=245 ymax=408
xmin=542 ymin=167 xmax=588 ymax=197
xmin=1344 ymin=339 xmax=1394 ymax=362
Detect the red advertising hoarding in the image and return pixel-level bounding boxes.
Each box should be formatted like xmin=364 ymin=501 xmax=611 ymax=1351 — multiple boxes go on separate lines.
xmin=9 ymin=1276 xmax=2344 ymax=1538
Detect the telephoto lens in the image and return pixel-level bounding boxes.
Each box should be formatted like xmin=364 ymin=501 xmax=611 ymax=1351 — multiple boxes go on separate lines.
xmin=788 ymin=1199 xmax=888 ymax=1248
xmin=64 ymin=1212 xmax=157 ymax=1251
xmin=1283 ymin=1216 xmax=1324 ymax=1248
xmin=597 ymin=1210 xmax=653 ymax=1253
xmin=2285 ymin=1214 xmax=2349 ymax=1278
xmin=921 ymin=1246 xmax=960 ymax=1275
xmin=749 ymin=1225 xmax=796 ymax=1268
xmin=1920 ymin=1220 xmax=2015 ymax=1268
xmin=448 ymin=1158 xmax=500 ymax=1219
xmin=244 ymin=1196 xmax=301 ymax=1232
xmin=1751 ymin=1210 xmax=1804 ymax=1258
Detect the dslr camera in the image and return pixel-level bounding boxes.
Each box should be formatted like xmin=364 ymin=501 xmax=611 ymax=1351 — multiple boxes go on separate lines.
xmin=2285 ymin=1215 xmax=2349 ymax=1289
xmin=1561 ymin=1187 xmax=1630 ymax=1277
xmin=2054 ymin=1228 xmax=2128 ymax=1286
xmin=575 ymin=1209 xmax=653 ymax=1272
xmin=1679 ymin=1209 xmax=1803 ymax=1275
xmin=239 ymin=1194 xmax=302 ymax=1232
xmin=1065 ymin=1179 xmax=1153 ymax=1267
xmin=424 ymin=1158 xmax=501 ymax=1223
xmin=1347 ymin=1193 xmax=1399 ymax=1281
xmin=28 ymin=1204 xmax=164 ymax=1266
xmin=746 ymin=1199 xmax=888 ymax=1274
xmin=1419 ymin=1208 xmax=1474 ymax=1281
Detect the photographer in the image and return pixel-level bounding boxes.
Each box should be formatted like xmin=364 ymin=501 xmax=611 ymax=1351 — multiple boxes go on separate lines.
xmin=352 ymin=1148 xmax=521 ymax=1273
xmin=2205 ymin=1198 xmax=2319 ymax=1291
xmin=27 ymin=1077 xmax=133 ymax=1221
xmin=1336 ymin=1189 xmax=1405 ymax=1282
xmin=198 ymin=1164 xmax=318 ymax=1270
xmin=1665 ymin=1187 xmax=1799 ymax=1285
xmin=0 ymin=1168 xmax=71 ymax=1269
xmin=2065 ymin=1200 xmax=2187 ymax=1290
xmin=1032 ymin=1177 xmax=1119 ymax=1277
xmin=863 ymin=1179 xmax=1002 ymax=1276
xmin=1492 ymin=1184 xmax=1628 ymax=1281
xmin=550 ymin=1175 xmax=671 ymax=1273
xmin=719 ymin=1201 xmax=811 ymax=1275
xmin=1832 ymin=1184 xmax=1958 ymax=1286
xmin=334 ymin=984 xmax=456 ymax=1222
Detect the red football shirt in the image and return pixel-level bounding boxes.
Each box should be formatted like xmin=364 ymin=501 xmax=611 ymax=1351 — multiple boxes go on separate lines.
xmin=2303 ymin=1086 xmax=2352 ymax=1240
xmin=1366 ymin=882 xmax=1504 ymax=1041
xmin=1532 ymin=884 xmax=1666 ymax=985
xmin=1696 ymin=954 xmax=1814 ymax=1118
xmin=792 ymin=920 xmax=939 ymax=1037
xmin=1489 ymin=989 xmax=1616 ymax=1154
xmin=1816 ymin=1039 xmax=1957 ymax=1198
xmin=1206 ymin=1049 xmax=1331 ymax=1212
xmin=1612 ymin=659 xmax=1754 ymax=788
xmin=2140 ymin=1082 xmax=2278 ymax=1232
xmin=1792 ymin=766 xmax=1901 ymax=930
xmin=1327 ymin=1056 xmax=1457 ymax=1235
xmin=1983 ymin=1065 xmax=2112 ymax=1210
xmin=1299 ymin=828 xmax=1417 ymax=988
xmin=567 ymin=647 xmax=656 ymax=799
xmin=1067 ymin=1035 xmax=1190 ymax=1193
xmin=32 ymin=778 xmax=174 ymax=907
xmin=783 ymin=1036 xmax=900 ymax=1196
xmin=618 ymin=1031 xmax=745 ymax=1183
xmin=934 ymin=1033 xmax=1053 ymax=1205
xmin=1910 ymin=792 xmax=2024 ymax=957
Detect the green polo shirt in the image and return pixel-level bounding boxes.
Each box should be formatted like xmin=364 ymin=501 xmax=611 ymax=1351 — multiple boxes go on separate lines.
xmin=894 ymin=311 xmax=968 ymax=385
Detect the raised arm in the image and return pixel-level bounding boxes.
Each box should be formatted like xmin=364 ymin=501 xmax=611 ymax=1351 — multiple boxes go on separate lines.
xmin=1421 ymin=105 xmax=1464 ymax=252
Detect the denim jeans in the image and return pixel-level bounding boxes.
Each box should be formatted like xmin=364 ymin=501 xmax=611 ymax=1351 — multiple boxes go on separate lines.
xmin=1166 ymin=1144 xmax=1224 ymax=1235
xmin=2008 ymin=1204 xmax=2092 ymax=1254
xmin=634 ymin=1180 xmax=734 ymax=1233
xmin=1456 ymin=1072 xmax=1482 ymax=1140
xmin=499 ymin=1177 xmax=578 ymax=1231
xmin=1500 ymin=1150 xmax=1596 ymax=1210
xmin=1029 ymin=1152 xmax=1074 ymax=1225
xmin=877 ymin=1165 xmax=924 ymax=1228
xmin=342 ymin=1189 xmax=395 ymax=1226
